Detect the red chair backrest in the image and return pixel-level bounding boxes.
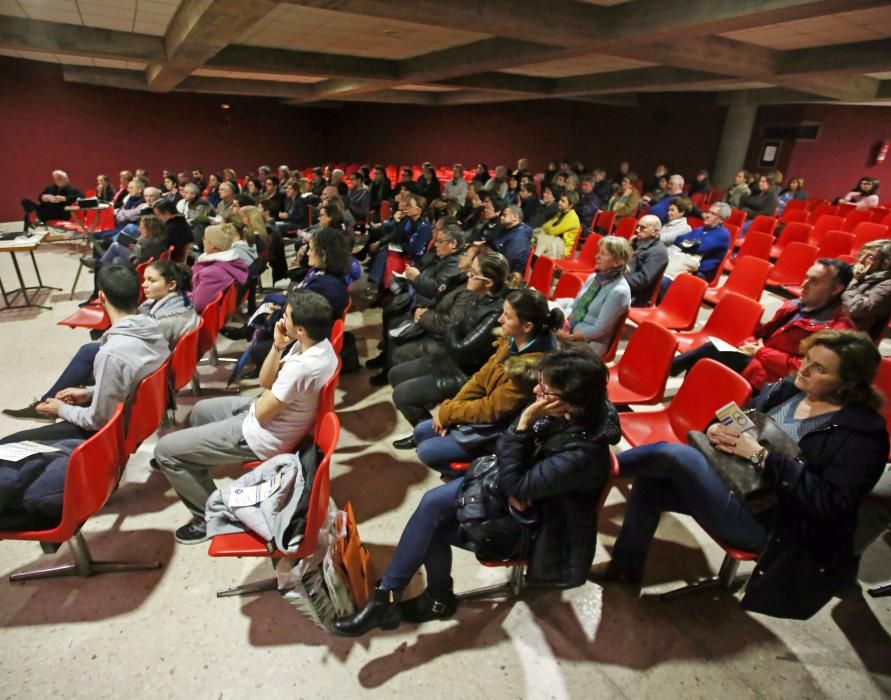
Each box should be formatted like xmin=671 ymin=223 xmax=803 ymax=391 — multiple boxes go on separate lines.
xmin=779 ymin=208 xmax=807 ymax=225
xmin=592 ymin=210 xmax=615 ymax=236
xmin=748 ymin=215 xmax=778 ymax=238
xmin=773 ymin=221 xmax=812 ymax=252
xmin=851 ymin=222 xmax=890 ymax=253
xmin=600 ymin=310 xmax=629 ymax=363
xmin=613 ymin=217 xmax=637 ymax=240
xmin=817 ymin=231 xmax=855 ymax=259
xmin=196 ymin=291 xmax=223 ymax=359
xmin=699 ymin=292 xmax=764 ymax=345
xmin=807 ymin=203 xmax=838 ymax=225
xmin=687 ymin=216 xmax=705 ymax=230
xmin=315 ymin=362 xmax=342 ymax=436
xmin=808 ymin=214 xmax=844 ymax=246
xmin=805 ymin=198 xmax=827 ymax=211
xmin=159 ymin=245 xmax=174 ymax=261
xmin=574 ymin=233 xmax=601 ymax=267
xmin=170 ymin=317 xmax=203 ymax=392
xmin=616 ymin=321 xmax=678 ymax=396
xmin=842 ymin=209 xmax=872 ymax=232
xmin=550 ymin=271 xmax=586 ymax=300
xmin=658 ymin=273 xmax=708 ymax=327
xmin=218 ymin=285 xmax=238 ymax=330
xmin=135 ymin=258 xmax=154 ymax=304
xmin=785 ymin=199 xmax=807 ymax=211
xmin=668 ymin=359 xmax=751 ymax=440
xmin=527 ymin=255 xmax=555 ymax=296
xmin=708 ymin=225 xmax=740 ymax=287
xmin=721 ymin=256 xmax=772 ymax=300
xmin=869 ymin=207 xmax=889 ymax=223
xmin=300 ymin=412 xmax=341 ymax=556
xmin=727 ymin=209 xmax=746 ymax=228
xmin=330 ymin=318 xmax=344 ymax=354
xmin=771 ymin=242 xmax=820 ymax=283
xmin=733 ymin=230 xmax=773 ymax=261
xmin=125 ymin=359 xmax=171 ymax=454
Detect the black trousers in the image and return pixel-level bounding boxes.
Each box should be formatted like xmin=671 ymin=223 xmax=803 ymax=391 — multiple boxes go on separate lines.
xmin=21 ymin=198 xmax=69 ymax=224
xmin=1 ymin=421 xmax=94 ymax=445
xmin=671 ymin=341 xmax=753 ymax=377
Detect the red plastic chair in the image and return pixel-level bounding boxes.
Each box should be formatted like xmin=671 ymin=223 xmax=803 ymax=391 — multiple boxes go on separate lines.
xmin=708 ymin=225 xmax=740 ymax=288
xmin=331 ymin=318 xmax=345 ymax=354
xmin=619 ymin=358 xmax=752 ymax=448
xmin=169 ymin=318 xmax=203 ymax=393
xmin=724 ymin=231 xmax=773 ymax=272
xmin=784 ymin=199 xmax=807 ymax=212
xmin=747 ymin=215 xmax=779 ymax=239
xmin=627 ymin=273 xmax=707 ymax=331
xmin=805 ymin=198 xmax=828 ymax=211
xmin=613 ymin=217 xmax=637 ymax=240
xmin=159 ymin=245 xmax=174 ymax=261
xmin=527 ymin=255 xmax=555 ymax=296
xmin=125 ymin=359 xmax=171 ymax=455
xmin=592 ymin=210 xmax=616 ymax=236
xmin=57 ymin=302 xmax=110 ymax=332
xmin=674 ymin=292 xmax=764 ymax=354
xmin=769 ymin=222 xmax=812 ymax=259
xmin=608 ymin=322 xmax=678 ymax=405
xmin=218 ymin=284 xmax=239 ymax=330
xmin=842 ymin=209 xmax=872 ymax=232
xmin=554 ymin=233 xmax=601 ymax=275
xmin=687 ymin=216 xmax=704 ymax=230
xmin=766 ymin=242 xmax=820 ymax=287
xmin=0 ymin=404 xmax=160 ymax=581
xmin=208 ymin=413 xmax=341 ymax=597
xmin=869 ymin=207 xmax=889 ymax=223
xmin=196 ymin=291 xmax=223 ymax=360
xmin=807 ymin=215 xmax=844 ymax=246
xmin=704 ymin=256 xmax=772 ymax=305
xmin=850 ymin=222 xmax=890 ymax=253
xmin=778 ymin=208 xmax=807 ymax=226
xmin=807 ymin=203 xmax=838 ymax=225
xmin=600 ymin=311 xmax=629 ymax=363
xmin=549 ymin=271 xmax=586 ymax=301
xmin=817 ymin=231 xmax=856 ymax=259
xmin=726 ymin=208 xmax=746 ymax=229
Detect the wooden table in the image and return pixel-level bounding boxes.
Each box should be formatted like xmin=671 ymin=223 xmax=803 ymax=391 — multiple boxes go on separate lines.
xmin=0 ymin=231 xmax=59 ymax=311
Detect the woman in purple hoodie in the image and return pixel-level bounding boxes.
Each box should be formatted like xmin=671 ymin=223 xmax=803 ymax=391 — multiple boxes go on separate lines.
xmin=190 ymin=223 xmax=249 ymax=312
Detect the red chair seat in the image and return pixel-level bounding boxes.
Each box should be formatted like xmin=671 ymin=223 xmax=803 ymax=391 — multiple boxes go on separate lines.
xmin=57 ymin=303 xmax=110 ymax=331
xmin=208 ymin=531 xmax=281 ymax=557
xmin=627 ymin=274 xmax=707 ymax=331
xmin=619 ymin=410 xmax=681 ymax=446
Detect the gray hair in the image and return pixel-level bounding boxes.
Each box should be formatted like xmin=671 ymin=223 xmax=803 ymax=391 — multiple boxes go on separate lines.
xmin=183 ymin=183 xmax=199 ymax=195
xmin=130 ymin=179 xmax=145 ymax=193
xmin=440 ymin=223 xmax=465 ymax=247
xmin=52 ymin=169 xmax=69 ymax=179
xmin=143 ymin=186 xmax=161 ymax=198
xmin=710 ymin=202 xmax=731 ymax=220
xmin=668 ymin=174 xmax=685 ymax=188
xmin=639 ymin=214 xmax=662 ymax=232
xmin=505 ymin=204 xmax=524 ymax=222
xmin=332 ymin=168 xmax=345 ymax=177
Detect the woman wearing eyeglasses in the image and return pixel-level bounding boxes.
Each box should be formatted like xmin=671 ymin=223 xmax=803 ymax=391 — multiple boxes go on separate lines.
xmin=841 ymin=239 xmax=891 ymax=342
xmin=334 ymin=348 xmax=620 ymax=636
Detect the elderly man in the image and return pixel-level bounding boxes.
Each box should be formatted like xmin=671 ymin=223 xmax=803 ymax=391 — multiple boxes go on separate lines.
xmin=443 ymin=164 xmax=468 ymax=203
xmin=671 ymin=259 xmax=855 ymax=391
xmin=116 ymin=182 xmax=157 ymax=228
xmin=626 ymin=215 xmax=668 ymax=306
xmin=214 ymin=181 xmax=237 ymax=222
xmin=485 ymin=165 xmax=509 ymax=199
xmin=21 ymin=170 xmax=82 ymax=230
xmin=331 ymin=168 xmax=348 ymax=197
xmin=646 ymin=174 xmax=685 ymax=223
xmin=661 ymin=202 xmax=732 ymax=292
xmin=347 ymin=172 xmax=370 ymax=221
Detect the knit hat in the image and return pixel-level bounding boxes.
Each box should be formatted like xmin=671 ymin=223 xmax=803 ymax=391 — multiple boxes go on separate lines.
xmin=204 ymin=223 xmax=235 ymax=251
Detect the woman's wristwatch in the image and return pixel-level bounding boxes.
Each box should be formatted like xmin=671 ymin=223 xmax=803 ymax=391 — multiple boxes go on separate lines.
xmin=749 ymin=446 xmax=769 ymax=470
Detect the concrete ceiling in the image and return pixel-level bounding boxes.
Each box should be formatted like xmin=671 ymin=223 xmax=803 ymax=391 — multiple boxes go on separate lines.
xmin=1 ymin=0 xmax=890 ymax=107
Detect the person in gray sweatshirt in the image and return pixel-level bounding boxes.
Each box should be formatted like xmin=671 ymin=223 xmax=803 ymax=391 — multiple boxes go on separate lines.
xmin=0 ymin=265 xmax=170 ymax=444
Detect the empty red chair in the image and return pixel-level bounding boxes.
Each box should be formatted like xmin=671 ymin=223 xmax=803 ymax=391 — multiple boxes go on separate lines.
xmin=619 ymin=358 xmax=752 ymax=447
xmin=607 ymin=322 xmax=678 ymax=405
xmin=769 ymin=221 xmax=812 ymax=259
xmin=613 ymin=217 xmax=637 ymax=240
xmin=125 ymin=359 xmax=171 ymax=454
xmin=805 ymin=198 xmax=827 ymax=211
xmin=527 ymin=255 xmax=555 ymax=296
xmin=785 ymin=199 xmax=807 ymax=212
xmin=627 ymin=273 xmax=707 ymax=331
xmin=869 ymin=207 xmax=889 ymax=223
xmin=851 ymin=222 xmax=890 ymax=253
xmin=57 ymin=302 xmax=110 ymax=332
xmin=842 ymin=209 xmax=872 ymax=232
xmin=554 ymin=234 xmax=601 ymax=275
xmin=747 ymin=215 xmax=779 ymax=239
xmin=778 ymin=208 xmax=807 ymax=225
xmin=883 ymin=213 xmax=891 ymax=228
xmin=592 ymin=210 xmax=616 ymax=236
xmin=807 ymin=203 xmax=838 ymax=225
xmin=817 ymin=230 xmax=856 ymax=259
xmin=766 ymin=242 xmax=819 ymax=287
xmin=726 ymin=208 xmax=746 ymax=229
xmin=836 ymin=201 xmax=856 ymax=215
xmin=724 ymin=230 xmax=773 ymax=272
xmin=549 ymin=271 xmax=586 ymax=301
xmin=690 ymin=192 xmax=707 ymax=208
xmin=674 ymin=292 xmax=764 ymax=354
xmin=808 ymin=214 xmax=844 ymax=246
xmin=704 ymin=256 xmax=772 ymax=305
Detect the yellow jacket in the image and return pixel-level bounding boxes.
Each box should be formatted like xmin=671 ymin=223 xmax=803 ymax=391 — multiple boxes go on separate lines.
xmin=542 ymin=209 xmax=581 ymax=257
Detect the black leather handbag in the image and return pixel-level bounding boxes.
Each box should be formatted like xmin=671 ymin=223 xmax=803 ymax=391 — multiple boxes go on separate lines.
xmin=687 ymin=411 xmax=801 ymax=513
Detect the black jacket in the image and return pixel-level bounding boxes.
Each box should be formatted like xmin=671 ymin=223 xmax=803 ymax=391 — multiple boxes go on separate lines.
xmin=164 ymin=215 xmax=194 ymax=257
xmin=369 ymin=178 xmax=392 ymax=210
xmin=528 ymin=201 xmax=558 ymax=229
xmin=740 ymin=378 xmax=888 ymax=619
xmin=497 ymin=402 xmax=621 ymax=587
xmin=626 ymin=237 xmax=669 ymax=306
xmin=434 ymin=292 xmax=505 ymax=387
xmin=412 ymin=251 xmax=461 ymax=307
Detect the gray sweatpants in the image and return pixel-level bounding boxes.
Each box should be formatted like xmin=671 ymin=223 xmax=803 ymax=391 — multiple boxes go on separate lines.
xmin=155 ymin=396 xmax=258 ymax=522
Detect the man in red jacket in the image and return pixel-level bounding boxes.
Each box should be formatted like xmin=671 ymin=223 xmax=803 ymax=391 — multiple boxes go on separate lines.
xmin=671 ymin=258 xmax=855 ymax=390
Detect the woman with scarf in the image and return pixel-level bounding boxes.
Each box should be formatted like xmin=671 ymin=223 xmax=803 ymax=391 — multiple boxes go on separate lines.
xmin=553 ymin=236 xmax=633 ymax=357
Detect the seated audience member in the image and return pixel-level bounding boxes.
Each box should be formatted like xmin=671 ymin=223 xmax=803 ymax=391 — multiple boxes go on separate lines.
xmin=347 ymin=172 xmax=370 ymax=222
xmin=222 ymin=168 xmax=240 ymax=194
xmin=724 ymin=169 xmax=751 ymax=209
xmin=416 ymin=164 xmax=441 ymax=203
xmin=275 ymin=181 xmax=305 ymax=231
xmin=473 ymin=163 xmax=491 ymax=186
xmin=689 ymin=169 xmax=711 ymax=196
xmin=740 ymin=174 xmax=779 ymax=223
xmin=671 ymin=259 xmax=855 ymax=391
xmin=486 ymin=204 xmax=533 ymax=274
xmin=467 ymin=192 xmax=503 ymax=243
xmin=334 ymin=349 xmax=619 ymax=635
xmin=592 ymin=169 xmax=612 ymax=205
xmin=597 ymin=330 xmax=887 ymax=620
xmin=841 ymin=177 xmax=881 ymax=211
xmin=259 ymin=175 xmax=286 ymax=211
xmin=178 ymin=183 xmax=215 ymax=243
xmin=368 ymin=195 xmax=432 ymax=290
xmin=660 ymin=202 xmax=732 ymax=290
xmin=108 ymin=178 xmax=146 ymax=233
xmin=21 ymin=169 xmax=83 ymax=230
xmin=406 ymin=288 xmax=561 ymax=472
xmin=776 ymin=177 xmax=807 ymax=215
xmin=330 ymin=169 xmax=349 ymax=198
xmin=442 ymin=164 xmax=468 ymax=205
xmin=645 ymin=175 xmax=669 ymax=204
xmin=644 ymin=164 xmax=669 ymax=194
xmin=576 ymin=175 xmax=602 ymax=233
xmin=626 ymin=215 xmax=669 ymax=306
xmin=161 ymin=173 xmax=180 ymax=203
xmin=607 ymin=174 xmax=641 ymax=220
xmin=86 ymin=214 xmax=169 ymax=270
xmin=155 ymin=289 xmax=338 ymax=544
xmin=137 ymin=260 xmax=200 ymax=348
xmin=0 ymin=265 xmax=169 ymax=443
xmin=389 ymin=253 xmax=511 ymax=428
xmin=113 ymin=170 xmax=135 ymax=208
xmin=660 ymin=196 xmax=693 ymax=245
xmin=95 ymin=174 xmax=115 ymax=203
xmin=553 ymin=236 xmax=632 ymax=356
xmin=244 ymin=177 xmax=262 ymax=201
xmin=369 ymin=165 xmax=392 ymax=218
xmin=485 ymin=165 xmax=509 ymax=200
xmin=645 ymin=174 xmax=685 ymax=223
xmin=612 ymin=161 xmax=631 ymax=187
xmin=152 ymin=198 xmax=195 ymax=260
xmin=519 ymin=182 xmax=543 ymax=226
xmin=190 ymin=224 xmax=249 ymax=313
xmin=841 ymin=240 xmax=891 ymax=342
xmin=108 ymin=185 xmax=161 ymax=244
xmin=308 ymin=168 xmax=327 ymax=197
xmin=534 ymin=191 xmax=581 ymax=259
xmin=214 ymin=181 xmax=238 ymax=222
xmin=204 ymin=173 xmax=222 ymax=208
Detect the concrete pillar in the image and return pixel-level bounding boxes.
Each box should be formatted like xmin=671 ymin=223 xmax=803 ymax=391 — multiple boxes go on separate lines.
xmin=713 ymin=102 xmax=758 ymax=189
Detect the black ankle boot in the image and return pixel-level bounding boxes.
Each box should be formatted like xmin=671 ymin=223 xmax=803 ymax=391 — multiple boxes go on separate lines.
xmin=332 ymin=584 xmax=402 ymax=636
xmin=400 ymin=589 xmax=457 ymax=623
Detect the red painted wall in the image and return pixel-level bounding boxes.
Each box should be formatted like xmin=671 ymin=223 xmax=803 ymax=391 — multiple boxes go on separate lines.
xmin=0 ymin=57 xmax=331 ymax=221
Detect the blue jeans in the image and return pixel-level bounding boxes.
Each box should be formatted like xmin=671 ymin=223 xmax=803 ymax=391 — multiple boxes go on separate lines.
xmin=42 ymin=342 xmax=100 ymax=401
xmin=100 ymin=241 xmax=134 ymax=266
xmin=413 ymin=420 xmax=478 ymax=473
xmin=612 ymin=442 xmax=768 ymax=569
xmin=381 ymin=477 xmax=466 ymax=593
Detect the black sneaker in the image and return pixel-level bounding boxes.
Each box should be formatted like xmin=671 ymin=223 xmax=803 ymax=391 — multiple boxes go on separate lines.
xmin=369 ymin=371 xmax=389 ymax=386
xmin=392 ymin=435 xmax=416 ymax=450
xmin=174 ymin=520 xmax=209 ymax=544
xmin=365 ymin=354 xmax=387 ymax=369
xmin=2 ymin=402 xmax=50 ymax=421
xmin=220 ymin=325 xmax=252 ymax=341
xmin=79 ymin=256 xmax=98 ymax=270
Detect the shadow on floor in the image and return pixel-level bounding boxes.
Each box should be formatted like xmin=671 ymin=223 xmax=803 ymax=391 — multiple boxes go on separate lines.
xmin=331 ymin=451 xmax=429 ymax=522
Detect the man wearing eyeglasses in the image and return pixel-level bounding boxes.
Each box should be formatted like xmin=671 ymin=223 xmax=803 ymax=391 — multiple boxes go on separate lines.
xmin=659 ymin=202 xmax=732 ymax=300
xmin=625 ymin=214 xmax=668 ymax=306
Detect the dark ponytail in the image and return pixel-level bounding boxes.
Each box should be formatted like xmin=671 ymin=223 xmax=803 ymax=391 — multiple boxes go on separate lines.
xmin=505 ymin=288 xmax=564 ymax=335
xmin=149 ymin=259 xmax=193 ymax=297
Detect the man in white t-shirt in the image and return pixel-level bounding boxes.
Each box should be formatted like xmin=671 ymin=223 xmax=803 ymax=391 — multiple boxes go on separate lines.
xmin=155 ymin=288 xmax=338 ymax=544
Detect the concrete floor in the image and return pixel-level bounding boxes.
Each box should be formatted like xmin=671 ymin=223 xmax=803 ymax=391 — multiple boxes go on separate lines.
xmin=0 ymin=230 xmax=888 ymax=700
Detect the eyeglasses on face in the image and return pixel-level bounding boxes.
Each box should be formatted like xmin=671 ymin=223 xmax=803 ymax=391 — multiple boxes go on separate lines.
xmin=467 ymin=269 xmax=491 ymax=281
xmin=536 ymin=372 xmax=563 ymax=400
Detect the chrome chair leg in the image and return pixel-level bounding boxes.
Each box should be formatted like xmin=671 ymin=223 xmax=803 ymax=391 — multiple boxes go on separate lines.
xmin=216 ymin=577 xmax=277 ymax=598
xmin=660 ymin=555 xmax=741 ymax=600
xmin=456 ymin=565 xmax=525 ymax=601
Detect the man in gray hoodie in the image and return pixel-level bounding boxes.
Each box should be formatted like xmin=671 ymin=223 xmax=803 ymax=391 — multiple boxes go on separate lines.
xmin=0 ymin=265 xmax=170 ymax=444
